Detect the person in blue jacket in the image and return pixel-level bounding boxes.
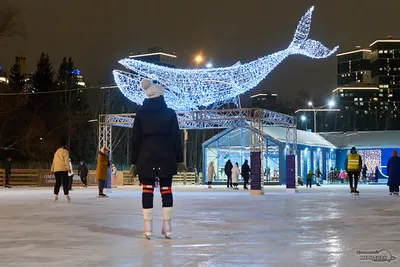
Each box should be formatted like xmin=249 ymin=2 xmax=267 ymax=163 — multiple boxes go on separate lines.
xmin=387 ymin=150 xmax=400 ymax=196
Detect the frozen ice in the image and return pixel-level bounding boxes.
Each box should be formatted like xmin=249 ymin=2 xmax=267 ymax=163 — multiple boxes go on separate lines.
xmin=0 ymin=185 xmax=399 ymax=266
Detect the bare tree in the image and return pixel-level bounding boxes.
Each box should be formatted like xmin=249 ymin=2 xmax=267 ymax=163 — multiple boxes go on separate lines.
xmin=0 ymin=4 xmax=24 ymax=44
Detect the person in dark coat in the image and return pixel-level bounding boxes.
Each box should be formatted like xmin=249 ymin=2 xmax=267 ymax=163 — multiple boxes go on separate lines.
xmin=4 ymin=157 xmax=11 ymax=188
xmin=241 ymin=160 xmax=251 ymax=190
xmin=130 ymin=79 xmax=185 ymax=240
xmin=387 ymin=150 xmax=400 ymax=195
xmin=224 ymin=160 xmax=233 ymax=189
xmin=362 ymin=164 xmax=368 ymax=183
xmin=78 ymin=161 xmax=89 ymax=187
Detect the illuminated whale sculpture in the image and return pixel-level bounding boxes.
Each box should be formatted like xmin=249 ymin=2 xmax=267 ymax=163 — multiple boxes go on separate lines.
xmin=113 ymin=6 xmax=338 ymax=111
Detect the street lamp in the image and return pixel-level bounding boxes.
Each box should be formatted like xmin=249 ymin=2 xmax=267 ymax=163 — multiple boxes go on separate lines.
xmin=194 ymin=54 xmax=203 ymax=67
xmin=308 ymin=100 xmax=336 ymax=133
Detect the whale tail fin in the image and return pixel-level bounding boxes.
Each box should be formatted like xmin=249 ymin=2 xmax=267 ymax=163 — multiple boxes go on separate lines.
xmin=288 ymin=6 xmax=338 ymax=59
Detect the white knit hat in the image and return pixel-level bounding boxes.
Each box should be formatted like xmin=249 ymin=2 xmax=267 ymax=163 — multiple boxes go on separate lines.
xmin=141 ymin=79 xmax=165 ymax=99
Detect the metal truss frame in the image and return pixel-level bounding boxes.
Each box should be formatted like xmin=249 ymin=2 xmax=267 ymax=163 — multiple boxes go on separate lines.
xmin=98 ymin=108 xmax=297 ymax=156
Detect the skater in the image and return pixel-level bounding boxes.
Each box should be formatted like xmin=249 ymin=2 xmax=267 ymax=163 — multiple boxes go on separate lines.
xmin=111 ymin=163 xmax=117 ymax=188
xmin=231 ymin=162 xmax=240 ymax=190
xmin=297 ymin=176 xmax=304 ymax=186
xmin=130 ymin=79 xmax=185 ymax=239
xmin=306 ymin=170 xmax=313 ymax=188
xmin=387 ymin=150 xmax=400 ymax=196
xmin=241 ymin=159 xmax=251 ymax=190
xmin=68 ymin=158 xmax=74 ymax=191
xmin=96 ymin=147 xmax=110 ymax=198
xmin=344 ymin=147 xmax=362 ymax=195
xmin=78 ymin=161 xmax=88 ymax=187
xmin=362 ymin=164 xmax=368 ymax=184
xmin=207 ymin=161 xmax=216 ymax=189
xmin=4 ymin=157 xmax=11 ymax=188
xmin=224 ymin=160 xmax=233 ymax=188
xmin=50 ymin=139 xmax=71 ymax=202
xmin=315 ymin=167 xmax=322 ymax=186
xmin=339 ymin=170 xmax=346 ymax=183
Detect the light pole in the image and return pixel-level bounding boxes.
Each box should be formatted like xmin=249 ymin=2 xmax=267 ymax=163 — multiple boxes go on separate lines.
xmin=308 ymin=100 xmax=335 ymax=132
xmin=194 ymin=54 xmax=203 ymax=68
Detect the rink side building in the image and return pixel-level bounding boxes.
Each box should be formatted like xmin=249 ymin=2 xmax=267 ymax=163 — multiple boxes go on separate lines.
xmin=202 ymin=127 xmax=400 ymax=185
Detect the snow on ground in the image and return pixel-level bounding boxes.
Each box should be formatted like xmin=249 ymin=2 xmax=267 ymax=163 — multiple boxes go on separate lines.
xmin=0 ymin=185 xmax=399 ymax=267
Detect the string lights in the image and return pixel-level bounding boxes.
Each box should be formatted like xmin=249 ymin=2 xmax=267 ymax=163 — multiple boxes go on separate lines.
xmin=113 ymin=6 xmax=338 ymax=111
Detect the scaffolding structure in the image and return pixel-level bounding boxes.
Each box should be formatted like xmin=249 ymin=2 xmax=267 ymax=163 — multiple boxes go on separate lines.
xmin=98 ymin=108 xmax=297 ymax=155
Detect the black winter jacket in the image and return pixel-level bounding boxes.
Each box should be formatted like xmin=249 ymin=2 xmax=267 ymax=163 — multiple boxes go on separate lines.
xmin=241 ymin=163 xmax=251 ymax=178
xmin=78 ymin=164 xmax=89 ymax=177
xmin=224 ymin=161 xmax=233 ymax=176
xmin=131 ymin=96 xmax=183 ymax=178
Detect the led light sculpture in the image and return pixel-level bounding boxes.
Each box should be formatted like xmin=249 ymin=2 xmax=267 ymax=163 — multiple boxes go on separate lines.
xmin=113 ymin=6 xmax=338 ymax=111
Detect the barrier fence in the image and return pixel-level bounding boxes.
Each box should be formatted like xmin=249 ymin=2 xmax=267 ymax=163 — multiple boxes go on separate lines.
xmin=0 ymin=169 xmax=197 ymax=187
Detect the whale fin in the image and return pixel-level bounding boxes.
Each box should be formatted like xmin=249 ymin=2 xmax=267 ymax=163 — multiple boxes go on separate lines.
xmin=232 ymin=61 xmax=241 ymax=67
xmin=288 ymin=6 xmax=339 ymax=59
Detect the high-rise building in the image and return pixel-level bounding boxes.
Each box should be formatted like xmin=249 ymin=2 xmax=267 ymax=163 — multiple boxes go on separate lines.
xmin=250 ymin=92 xmax=278 ymax=110
xmin=370 ymin=37 xmax=400 ymax=123
xmin=129 ymin=46 xmax=177 ymax=68
xmin=335 ymin=37 xmax=400 ymax=130
xmin=336 ymin=47 xmax=372 ymax=86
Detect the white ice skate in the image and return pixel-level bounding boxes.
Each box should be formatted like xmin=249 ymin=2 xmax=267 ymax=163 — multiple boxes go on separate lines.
xmin=143 ymin=209 xmax=153 ymax=240
xmin=53 ymin=194 xmax=58 ymax=202
xmin=65 ymin=195 xmax=71 ymax=202
xmin=162 ymin=207 xmax=172 ymax=239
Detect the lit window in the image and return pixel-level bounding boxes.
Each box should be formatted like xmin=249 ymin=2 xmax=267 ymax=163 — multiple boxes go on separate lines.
xmin=360 ymin=71 xmax=363 ymax=74
xmin=385 ymin=50 xmax=388 ymax=53
xmin=355 ymin=102 xmax=359 ymax=105
xmin=339 ymin=89 xmax=343 ymax=92
xmin=379 ymin=94 xmax=383 ymax=97
xmin=360 ymin=102 xmax=364 ymax=106
xmin=389 ymin=94 xmax=393 ymax=97
xmin=379 ymin=85 xmax=384 ymax=88
xmin=340 ymin=93 xmax=344 ymax=97
xmin=380 ymin=68 xmax=383 ymax=71
xmin=365 ymin=111 xmax=368 ymax=114
xmin=373 ymin=98 xmax=378 ymax=101
xmin=357 ymin=80 xmax=361 ymax=83
xmin=359 ymin=98 xmax=363 ymax=101
xmin=354 ymin=98 xmax=358 ymax=101
xmin=379 ymin=50 xmax=383 ymax=54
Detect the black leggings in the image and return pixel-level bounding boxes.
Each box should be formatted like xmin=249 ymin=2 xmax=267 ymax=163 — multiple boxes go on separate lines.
xmin=207 ymin=181 xmax=212 ymax=186
xmin=226 ymin=175 xmax=232 ymax=187
xmin=54 ymin=171 xmax=69 ymax=195
xmin=142 ymin=177 xmax=173 ymax=209
xmin=98 ymin=180 xmax=106 ymax=195
xmin=348 ymin=172 xmax=359 ymax=190
xmin=389 ymin=185 xmax=399 ymax=193
xmin=306 ymin=179 xmax=312 ymax=187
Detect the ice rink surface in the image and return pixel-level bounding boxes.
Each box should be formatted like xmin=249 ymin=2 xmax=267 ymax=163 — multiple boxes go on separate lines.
xmin=0 ymin=185 xmax=399 ymax=267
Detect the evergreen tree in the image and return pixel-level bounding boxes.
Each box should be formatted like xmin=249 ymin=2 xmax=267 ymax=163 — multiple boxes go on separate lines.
xmin=32 ymin=53 xmax=54 ymax=92
xmin=8 ymin=62 xmax=24 ymax=91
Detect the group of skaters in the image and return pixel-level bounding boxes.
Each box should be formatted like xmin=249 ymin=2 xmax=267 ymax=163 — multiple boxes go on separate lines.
xmin=206 ymin=159 xmax=251 ymax=190
xmin=50 ymin=142 xmax=119 ymax=201
xmin=298 ymin=146 xmax=400 ymax=195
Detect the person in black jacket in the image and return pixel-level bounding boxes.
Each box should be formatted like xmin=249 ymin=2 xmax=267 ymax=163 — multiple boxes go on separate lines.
xmin=78 ymin=161 xmax=89 ymax=187
xmin=241 ymin=160 xmax=251 ymax=190
xmin=224 ymin=160 xmax=233 ymax=188
xmin=130 ymin=79 xmax=185 ymax=240
xmin=4 ymin=157 xmax=11 ymax=188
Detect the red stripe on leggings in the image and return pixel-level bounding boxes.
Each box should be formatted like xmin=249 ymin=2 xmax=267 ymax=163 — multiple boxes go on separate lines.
xmin=143 ymin=189 xmax=154 ymax=194
xmin=161 ymin=190 xmax=172 ymax=195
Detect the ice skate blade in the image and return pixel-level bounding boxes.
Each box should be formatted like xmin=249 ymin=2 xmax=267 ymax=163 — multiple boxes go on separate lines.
xmin=165 ymin=235 xmax=171 ymax=240
xmin=144 ymin=234 xmax=151 ymax=240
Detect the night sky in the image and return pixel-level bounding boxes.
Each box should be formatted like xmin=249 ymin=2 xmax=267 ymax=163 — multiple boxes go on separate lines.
xmin=1 ymin=0 xmax=400 ymax=102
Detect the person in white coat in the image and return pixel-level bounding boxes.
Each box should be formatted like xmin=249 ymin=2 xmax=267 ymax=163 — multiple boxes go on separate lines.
xmin=68 ymin=158 xmax=74 ymax=191
xmin=231 ymin=162 xmax=240 ymax=190
xmin=207 ymin=162 xmax=216 ymax=189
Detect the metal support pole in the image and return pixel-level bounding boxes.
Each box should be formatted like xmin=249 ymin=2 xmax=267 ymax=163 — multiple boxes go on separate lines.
xmin=314 ymin=111 xmax=317 ymax=133
xmin=183 ymin=129 xmax=188 ymax=166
